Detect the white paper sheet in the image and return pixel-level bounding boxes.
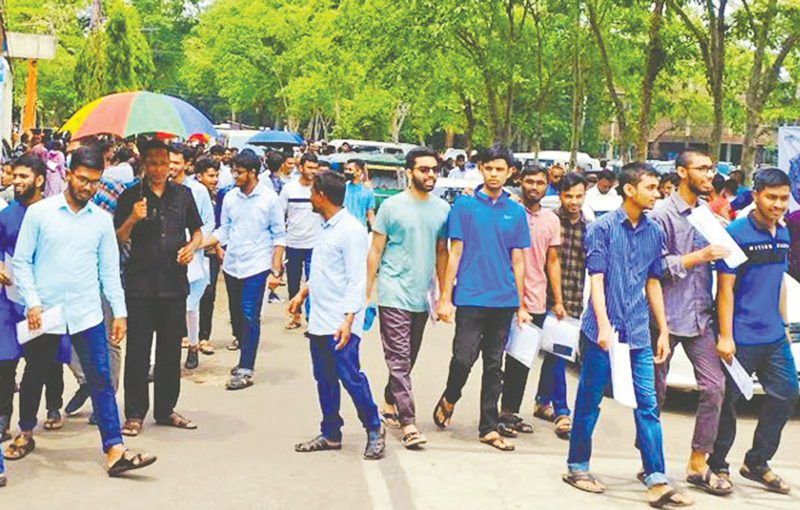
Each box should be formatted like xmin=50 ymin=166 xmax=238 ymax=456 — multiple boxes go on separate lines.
xmin=609 ymin=330 xmax=638 ymax=408
xmin=505 ymin=321 xmax=542 ymax=368
xmin=541 ymin=314 xmax=581 ymax=362
xmin=723 ymin=356 xmax=754 ymax=401
xmin=187 ymin=253 xmax=205 ymax=283
xmin=16 ymin=305 xmax=65 ymax=345
xmin=425 ymin=281 xmax=439 ymax=326
xmin=687 ymin=204 xmax=748 ymax=269
xmin=3 ymin=258 xmax=21 ymax=305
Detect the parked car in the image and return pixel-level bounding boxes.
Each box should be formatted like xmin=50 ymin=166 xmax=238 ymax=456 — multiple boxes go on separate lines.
xmin=515 ymin=151 xmax=602 ymax=173
xmin=328 ymin=139 xmax=405 ymax=156
xmin=648 ymin=160 xmax=676 ymax=175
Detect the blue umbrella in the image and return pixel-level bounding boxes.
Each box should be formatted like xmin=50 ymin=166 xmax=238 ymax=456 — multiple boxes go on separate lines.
xmin=246 ymin=131 xmax=304 ymax=146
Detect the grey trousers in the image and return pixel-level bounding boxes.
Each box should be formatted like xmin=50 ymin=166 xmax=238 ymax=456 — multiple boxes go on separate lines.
xmin=651 ymin=324 xmax=725 ymax=453
xmin=70 ymin=297 xmax=121 ymax=393
xmin=378 ymin=307 xmax=428 ymax=427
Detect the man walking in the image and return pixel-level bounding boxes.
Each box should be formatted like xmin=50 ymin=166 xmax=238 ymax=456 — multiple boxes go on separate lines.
xmin=649 ymin=150 xmax=731 ymax=495
xmin=433 ymin=145 xmax=530 ymax=452
xmin=709 ymin=168 xmax=798 ymax=495
xmin=563 ymin=163 xmax=692 ymax=508
xmin=10 ymin=146 xmax=156 ymax=476
xmin=196 ymin=156 xmax=222 ymax=355
xmin=202 ymin=150 xmax=284 ymax=390
xmin=343 ymin=159 xmax=376 ymax=228
xmin=280 ymin=153 xmax=320 ymax=330
xmin=499 ymin=166 xmax=566 ymax=438
xmin=115 ymin=139 xmax=202 ymax=436
xmin=366 ymin=147 xmax=449 ymax=449
xmin=290 ymin=171 xmax=385 ymax=460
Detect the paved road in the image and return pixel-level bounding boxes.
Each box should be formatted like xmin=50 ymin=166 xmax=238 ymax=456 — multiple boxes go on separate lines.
xmin=2 ymin=282 xmax=799 ymax=509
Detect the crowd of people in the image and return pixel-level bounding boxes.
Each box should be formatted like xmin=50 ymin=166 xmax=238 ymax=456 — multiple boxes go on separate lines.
xmin=0 ymin=132 xmax=796 ymax=509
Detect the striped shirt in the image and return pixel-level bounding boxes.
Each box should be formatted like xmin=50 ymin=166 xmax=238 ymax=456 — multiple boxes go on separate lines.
xmin=279 ymin=180 xmax=322 ymax=249
xmin=580 ymin=207 xmax=666 ymax=349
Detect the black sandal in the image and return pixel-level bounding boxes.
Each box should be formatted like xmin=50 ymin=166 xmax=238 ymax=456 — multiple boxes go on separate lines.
xmin=433 ymin=394 xmax=453 ymax=429
xmin=686 ymin=468 xmax=733 ymax=496
xmin=562 ymin=471 xmax=605 ymax=493
xmin=3 ymin=435 xmax=34 ymax=460
xmin=107 ymin=450 xmax=157 ymax=477
xmin=740 ymin=464 xmax=791 ymax=494
xmin=295 ymin=435 xmax=342 ymax=453
xmin=497 ymin=421 xmax=518 ymax=438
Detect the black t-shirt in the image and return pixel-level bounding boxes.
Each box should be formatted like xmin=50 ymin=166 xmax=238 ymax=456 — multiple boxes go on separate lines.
xmin=115 ymin=181 xmax=203 ymax=299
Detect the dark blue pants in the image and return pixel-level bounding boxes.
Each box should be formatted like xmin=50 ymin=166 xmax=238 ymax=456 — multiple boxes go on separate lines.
xmin=286 ymin=248 xmax=312 ymax=300
xmin=308 ymin=334 xmax=381 ymax=442
xmin=224 ymin=271 xmax=268 ymax=372
xmin=199 ymin=254 xmax=221 ymax=341
xmin=708 ymin=338 xmax=798 ymax=472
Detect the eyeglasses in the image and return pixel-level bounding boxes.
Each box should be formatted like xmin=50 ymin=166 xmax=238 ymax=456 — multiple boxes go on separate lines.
xmin=686 ymin=165 xmax=715 ymax=174
xmin=413 ymin=166 xmax=437 ymax=174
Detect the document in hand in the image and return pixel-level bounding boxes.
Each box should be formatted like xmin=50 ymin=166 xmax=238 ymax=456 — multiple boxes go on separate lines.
xmin=187 ymin=254 xmax=206 ymax=283
xmin=609 ymin=330 xmax=638 ymax=408
xmin=16 ymin=305 xmax=65 ymax=345
xmin=3 ymin=258 xmax=21 ymax=305
xmin=505 ymin=321 xmax=542 ymax=368
xmin=541 ymin=314 xmax=580 ymax=362
xmin=723 ymin=356 xmax=754 ymax=401
xmin=687 ymin=204 xmax=748 ymax=269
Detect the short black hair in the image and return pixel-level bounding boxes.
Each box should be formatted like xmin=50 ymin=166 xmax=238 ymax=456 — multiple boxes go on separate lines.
xmin=12 ymin=153 xmax=47 ymax=182
xmin=753 ymin=167 xmax=790 ymax=192
xmin=347 ymin=158 xmax=366 ymax=171
xmin=112 ymin=147 xmax=134 ymax=164
xmin=618 ymin=161 xmax=659 ymax=198
xmin=194 ymin=156 xmax=219 ymax=175
xmin=660 ymin=172 xmax=680 ymax=188
xmin=675 ymin=148 xmax=711 ymax=170
xmin=598 ymin=169 xmax=616 ymax=182
xmin=70 ymin=146 xmax=105 ymax=172
xmin=138 ymin=138 xmax=169 ymax=161
xmin=265 ymin=151 xmax=286 ymax=174
xmin=209 ymin=145 xmax=225 ymax=156
xmin=723 ymin=178 xmax=739 ymax=195
xmin=712 ymin=173 xmax=726 ymax=194
xmin=478 ymin=144 xmax=515 ymax=168
xmin=455 ymin=154 xmax=466 ymax=162
xmin=168 ymin=143 xmax=195 ymax=164
xmin=405 ymin=147 xmax=438 ymax=170
xmin=560 ymin=172 xmax=588 ymax=194
xmin=319 ymin=160 xmax=332 ymax=171
xmin=232 ymin=149 xmax=261 ymax=173
xmin=312 ymin=171 xmax=346 ymax=207
xmin=299 ymin=152 xmax=319 ymax=167
xmin=519 ymin=166 xmax=547 ymax=180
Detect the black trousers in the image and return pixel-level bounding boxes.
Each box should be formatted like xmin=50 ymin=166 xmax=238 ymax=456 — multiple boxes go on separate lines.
xmin=500 ymin=312 xmax=547 ymax=414
xmin=124 ymin=297 xmax=185 ymax=421
xmin=1 ymin=357 xmax=63 ymax=422
xmin=15 ymin=336 xmax=65 ymax=430
xmin=443 ymin=306 xmax=516 ymax=437
xmin=199 ymin=255 xmax=220 ymax=342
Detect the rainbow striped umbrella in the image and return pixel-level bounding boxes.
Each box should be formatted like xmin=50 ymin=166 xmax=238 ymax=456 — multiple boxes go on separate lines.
xmin=61 ymin=91 xmax=219 ymax=140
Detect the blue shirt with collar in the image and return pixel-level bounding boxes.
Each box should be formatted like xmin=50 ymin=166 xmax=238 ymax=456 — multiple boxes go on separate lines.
xmin=307 ymin=209 xmax=368 ymax=338
xmin=718 ymin=213 xmax=790 ymax=345
xmin=213 ymin=182 xmax=286 ymax=279
xmin=343 ymin=182 xmax=375 ymax=226
xmin=581 ymin=206 xmax=665 ymax=349
xmin=0 ymin=201 xmax=27 ymax=361
xmin=447 ymin=189 xmax=530 ymax=308
xmin=13 ymin=193 xmax=127 ymax=335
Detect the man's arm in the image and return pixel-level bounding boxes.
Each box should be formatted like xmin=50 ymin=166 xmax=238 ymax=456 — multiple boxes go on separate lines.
xmin=267 ymin=196 xmax=287 ymax=289
xmin=12 ymin=210 xmax=43 ymax=329
xmin=98 ymin=218 xmax=127 ymax=343
xmin=546 ymin=246 xmax=565 ymax=319
xmin=511 ymin=248 xmax=531 ymax=326
xmin=366 ymin=232 xmax=387 ymax=304
xmin=589 ymin=273 xmax=612 ymax=350
xmin=780 ymin=274 xmax=790 ymax=342
xmin=716 ymin=272 xmax=737 ymax=362
xmin=435 ymin=237 xmax=449 ymax=294
xmin=646 ymin=278 xmax=670 ymax=364
xmin=436 ymin=240 xmax=462 ymax=323
xmin=116 ymin=195 xmax=146 ymax=244
xmin=366 ymin=209 xmax=376 ymax=229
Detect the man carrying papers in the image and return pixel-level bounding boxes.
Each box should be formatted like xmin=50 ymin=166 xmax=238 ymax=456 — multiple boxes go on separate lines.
xmin=709 ymin=168 xmax=798 ymax=495
xmin=563 ymin=163 xmax=692 ymax=508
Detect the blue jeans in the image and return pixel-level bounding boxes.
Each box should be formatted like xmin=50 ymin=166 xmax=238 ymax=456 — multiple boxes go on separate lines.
xmin=568 ymin=335 xmax=668 ymax=488
xmin=286 ymin=248 xmax=312 ymax=318
xmin=536 ymin=353 xmax=569 ymax=417
xmin=224 ymin=271 xmax=268 ymax=373
xmin=708 ymin=338 xmax=798 ymax=472
xmin=308 ymin=334 xmax=381 ymax=442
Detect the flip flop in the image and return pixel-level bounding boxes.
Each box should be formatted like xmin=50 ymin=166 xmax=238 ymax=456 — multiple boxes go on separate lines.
xmin=479 ymin=432 xmax=515 ymax=451
xmin=3 ymin=435 xmax=34 ymax=460
xmin=155 ymin=413 xmax=197 ymax=430
xmin=686 ymin=468 xmax=733 ymax=496
xmin=433 ymin=394 xmax=454 ymax=429
xmin=649 ymin=488 xmax=693 ymax=509
xmin=562 ymin=471 xmax=606 ymax=494
xmin=107 ymin=450 xmax=157 ymax=477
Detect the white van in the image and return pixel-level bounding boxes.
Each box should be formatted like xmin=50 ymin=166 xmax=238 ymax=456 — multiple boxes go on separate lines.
xmin=515 ymin=151 xmax=602 ymax=173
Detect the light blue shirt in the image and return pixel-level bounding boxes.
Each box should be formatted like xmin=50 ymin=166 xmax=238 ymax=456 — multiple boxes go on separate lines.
xmin=343 ymin=182 xmax=375 ymax=226
xmin=213 ymin=182 xmax=286 ymax=279
xmin=13 ymin=193 xmax=127 ymax=334
xmin=184 ymin=176 xmax=215 ymax=238
xmin=308 ymin=209 xmax=367 ymax=338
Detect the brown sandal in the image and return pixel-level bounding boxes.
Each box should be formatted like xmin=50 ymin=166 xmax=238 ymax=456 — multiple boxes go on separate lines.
xmin=480 ymin=432 xmax=515 ymax=451
xmin=121 ymin=418 xmax=143 ymax=437
xmin=198 ymin=340 xmax=215 ymax=355
xmin=3 ymin=435 xmax=35 ymax=460
xmin=433 ymin=394 xmax=454 ymax=429
xmin=155 ymin=412 xmax=197 ymax=430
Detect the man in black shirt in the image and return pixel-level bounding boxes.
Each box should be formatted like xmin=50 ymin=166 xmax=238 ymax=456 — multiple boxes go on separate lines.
xmin=115 ymin=139 xmax=203 ymax=437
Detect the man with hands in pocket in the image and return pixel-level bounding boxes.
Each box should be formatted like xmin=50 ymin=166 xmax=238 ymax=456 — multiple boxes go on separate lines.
xmin=289 ymin=171 xmax=384 ymax=460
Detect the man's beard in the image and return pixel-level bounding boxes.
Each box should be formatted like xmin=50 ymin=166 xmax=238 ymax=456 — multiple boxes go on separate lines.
xmin=411 ymin=175 xmax=432 ymax=192
xmin=14 ymin=186 xmax=35 ymax=203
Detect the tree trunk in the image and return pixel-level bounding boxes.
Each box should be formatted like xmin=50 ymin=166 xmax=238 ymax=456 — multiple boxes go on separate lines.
xmin=708 ymin=8 xmax=726 ymax=162
xmin=462 ymin=95 xmax=475 ymax=153
xmin=569 ymin=1 xmax=583 ymax=169
xmin=635 ymin=0 xmax=666 ymax=161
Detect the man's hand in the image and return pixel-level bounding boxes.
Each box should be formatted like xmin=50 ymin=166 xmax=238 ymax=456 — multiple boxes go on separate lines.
xmin=286 ymin=294 xmax=304 ymax=316
xmin=0 ymin=267 xmax=12 ymax=287
xmin=216 ymin=246 xmax=225 ymax=263
xmin=110 ymin=318 xmax=127 ymax=345
xmin=716 ymin=335 xmax=736 ymax=364
xmin=698 ymin=245 xmax=730 ymax=263
xmin=552 ymin=302 xmax=567 ymax=320
xmin=334 ymin=320 xmax=352 ymax=350
xmin=132 ymin=198 xmax=148 ymax=222
xmin=597 ymin=321 xmax=613 ymax=351
xmin=267 ymin=272 xmax=282 ymax=290
xmin=517 ymin=307 xmax=532 ymax=327
xmin=27 ymin=306 xmax=43 ymax=331
xmin=786 ymin=325 xmax=793 ymax=345
xmin=654 ymin=330 xmax=671 ymax=364
xmin=436 ymin=299 xmax=455 ymax=323
xmin=177 ymin=245 xmax=194 ymax=265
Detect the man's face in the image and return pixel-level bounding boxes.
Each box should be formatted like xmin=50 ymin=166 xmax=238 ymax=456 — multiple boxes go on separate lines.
xmin=456 ymin=157 xmax=465 ymax=169
xmin=678 ymin=154 xmax=714 ymax=195
xmin=198 ymin=169 xmax=219 ymax=192
xmin=408 ymin=156 xmax=438 ymax=193
xmin=597 ymin=178 xmax=614 ymax=194
xmin=560 ymin=183 xmax=586 ymax=216
xmin=660 ymin=181 xmax=676 ymax=197
xmin=310 ymin=185 xmax=324 ymax=214
xmin=480 ymin=159 xmax=512 ymax=192
xmin=232 ymin=164 xmax=253 ymax=189
xmin=211 ymin=152 xmax=223 ymax=163
xmin=169 ymin=151 xmax=188 ymax=179
xmin=520 ymin=172 xmax=548 ymax=204
xmin=142 ymin=148 xmax=171 ymax=186
xmin=549 ymin=166 xmax=565 ymax=185
xmin=2 ymin=164 xmax=13 ymax=187
xmin=12 ymin=166 xmax=40 ymax=201
xmin=282 ymin=157 xmax=296 ymax=175
xmin=754 ymin=185 xmax=790 ymax=223
xmin=66 ymin=166 xmax=102 ymax=206
xmin=344 ymin=163 xmax=361 ymax=181
xmin=223 ymin=149 xmax=232 ymax=164
xmin=300 ymin=161 xmax=320 ymax=181
xmin=625 ymin=174 xmax=661 ymax=210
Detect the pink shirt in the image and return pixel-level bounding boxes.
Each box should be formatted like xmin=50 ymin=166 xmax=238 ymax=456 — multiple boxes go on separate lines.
xmin=523 ymin=207 xmax=561 ymax=314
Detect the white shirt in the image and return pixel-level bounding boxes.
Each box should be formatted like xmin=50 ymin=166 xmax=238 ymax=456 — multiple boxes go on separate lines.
xmin=586 ymin=185 xmax=618 ymax=198
xmin=280 ymin=180 xmax=322 ymax=249
xmin=218 ymin=163 xmax=235 ymax=191
xmin=308 ymin=209 xmax=367 ymax=338
xmin=104 ymin=162 xmax=135 ymax=185
xmin=213 ymin=183 xmax=286 ymax=279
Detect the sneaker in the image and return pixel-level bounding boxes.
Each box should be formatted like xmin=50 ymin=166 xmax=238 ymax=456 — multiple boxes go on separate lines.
xmin=65 ymin=385 xmax=90 ymax=416
xmin=364 ymin=427 xmax=386 ymax=460
xmin=185 ymin=348 xmax=199 ymax=370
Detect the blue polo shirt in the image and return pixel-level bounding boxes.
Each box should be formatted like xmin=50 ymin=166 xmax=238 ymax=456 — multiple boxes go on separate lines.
xmin=447 ymin=189 xmax=530 ymax=307
xmin=718 ymin=213 xmax=790 ymax=345
xmin=344 ymin=182 xmax=375 ymax=226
